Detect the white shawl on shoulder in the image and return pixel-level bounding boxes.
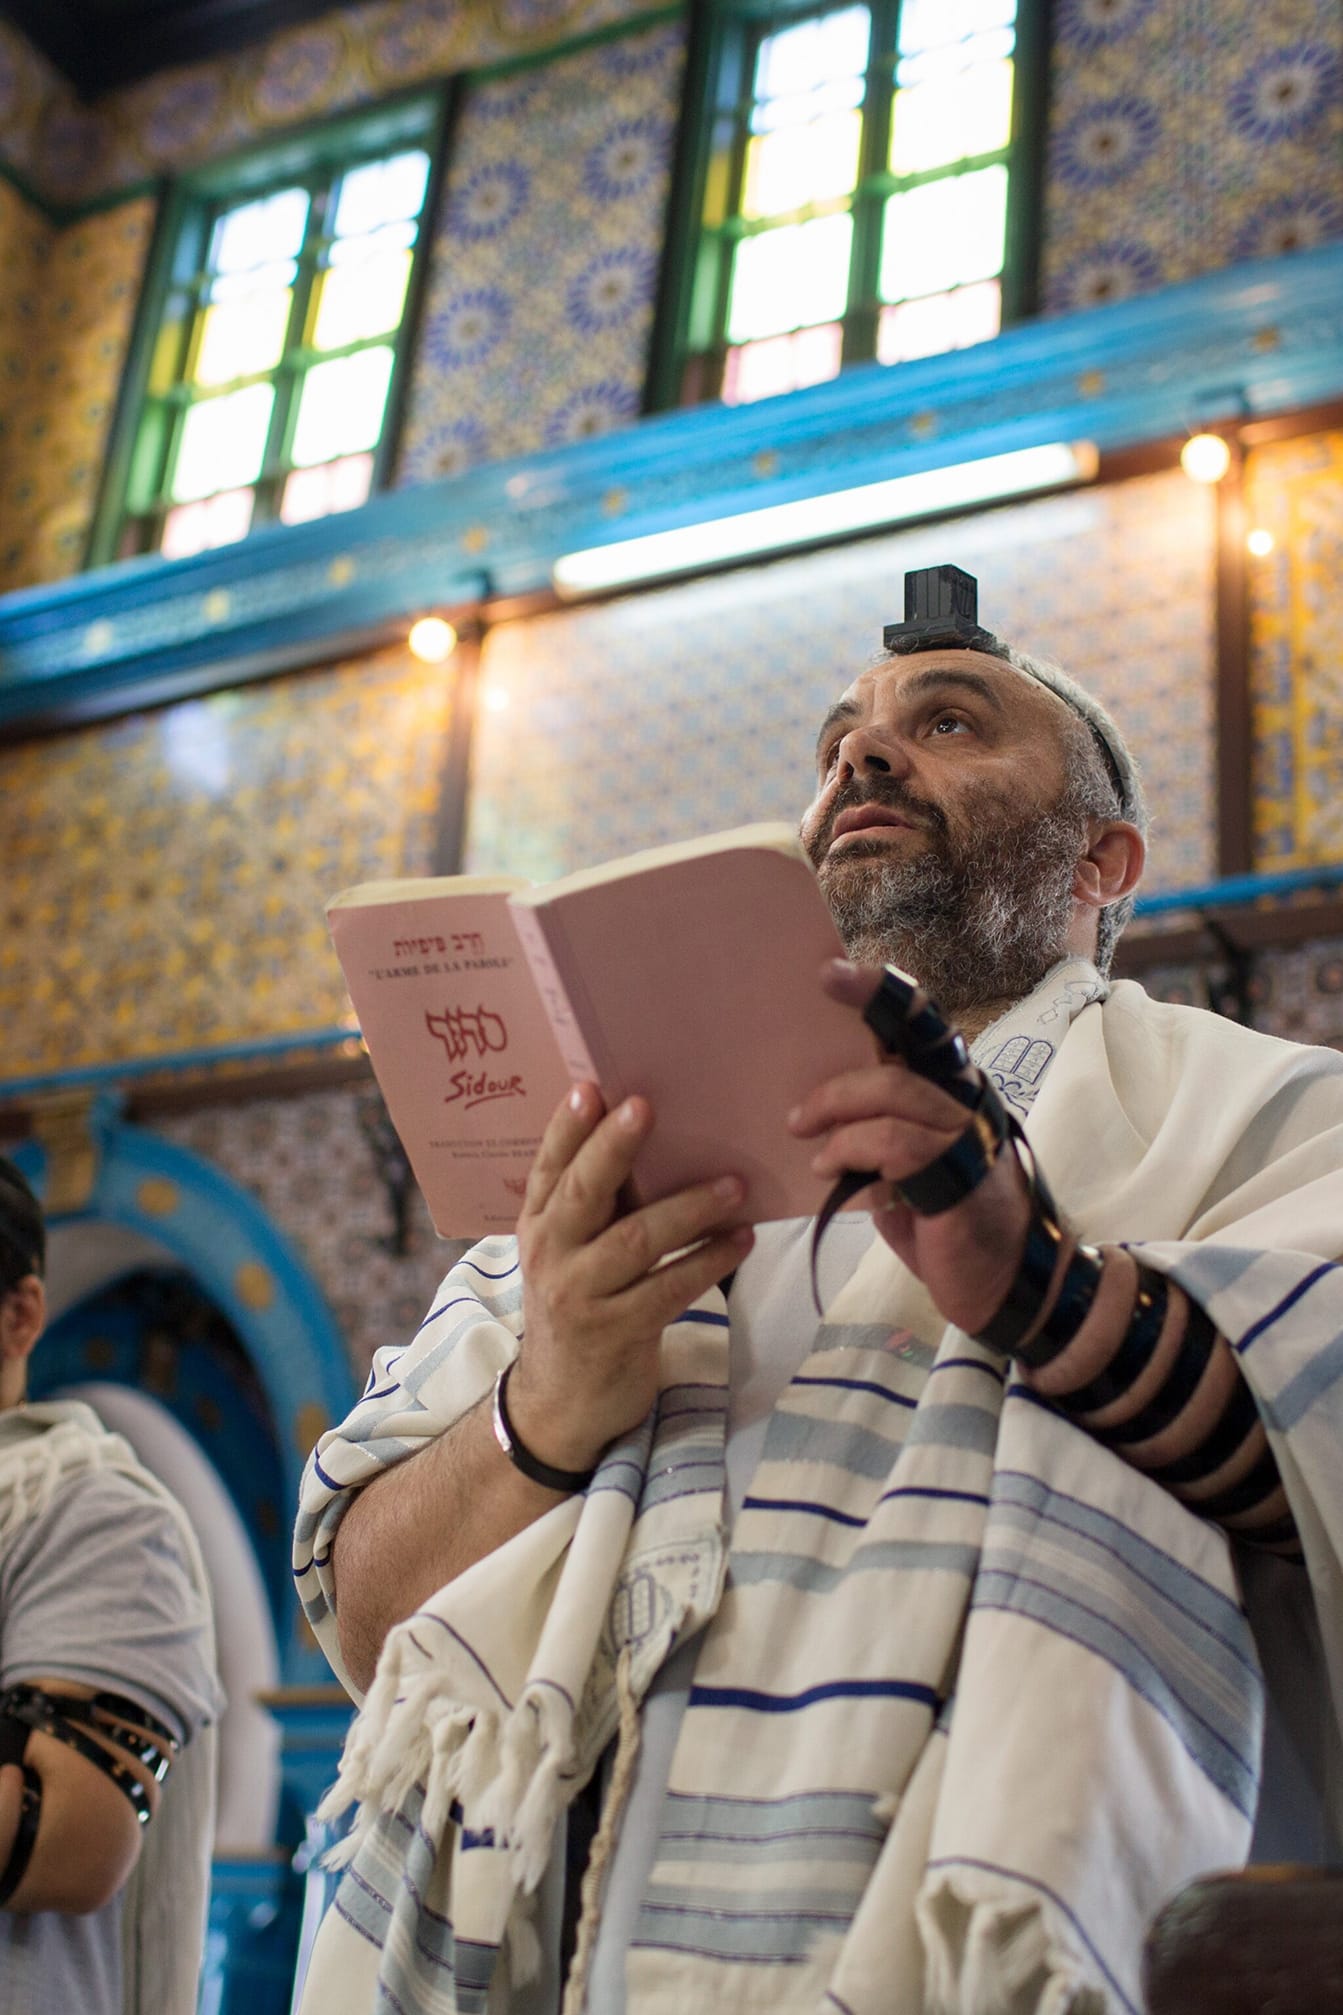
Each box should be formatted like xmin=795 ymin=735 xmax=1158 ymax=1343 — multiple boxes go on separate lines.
xmin=295 ymin=967 xmax=1343 ymax=2014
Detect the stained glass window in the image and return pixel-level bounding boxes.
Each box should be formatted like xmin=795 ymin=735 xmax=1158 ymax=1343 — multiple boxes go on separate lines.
xmin=101 ymin=104 xmax=438 ymax=563
xmin=672 ymin=0 xmax=1034 ymax=407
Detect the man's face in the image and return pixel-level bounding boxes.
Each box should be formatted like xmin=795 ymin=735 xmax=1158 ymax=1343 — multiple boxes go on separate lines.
xmin=799 ymin=650 xmax=1093 ymax=1016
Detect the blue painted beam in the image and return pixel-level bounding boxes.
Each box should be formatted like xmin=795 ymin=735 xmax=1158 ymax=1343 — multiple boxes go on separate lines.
xmin=2 ymin=241 xmax=1343 ymax=731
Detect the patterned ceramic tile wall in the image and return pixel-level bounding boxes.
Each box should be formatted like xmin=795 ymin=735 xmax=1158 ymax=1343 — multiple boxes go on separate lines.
xmin=0 ymin=179 xmax=54 ymax=592
xmin=0 ymin=648 xmax=453 ymax=1076
xmin=396 ymin=18 xmax=684 ymax=477
xmin=1044 ymin=0 xmax=1343 ymax=311
xmin=0 ymin=0 xmax=667 ymax=210
xmin=154 ymin=1086 xmax=461 ymax=1379
xmin=466 ymin=469 xmax=1217 ymax=894
xmin=0 ymin=195 xmax=157 ymax=595
xmin=1248 ymin=937 xmax=1343 ymax=1048
xmin=1245 ymin=428 xmax=1343 ymax=871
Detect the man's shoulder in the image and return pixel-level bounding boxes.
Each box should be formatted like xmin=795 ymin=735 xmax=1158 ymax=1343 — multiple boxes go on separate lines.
xmin=1104 ymin=979 xmax=1343 ymax=1086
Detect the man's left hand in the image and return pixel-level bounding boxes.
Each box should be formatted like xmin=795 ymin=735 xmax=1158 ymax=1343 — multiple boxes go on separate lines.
xmin=788 ymin=959 xmax=1031 ymax=1335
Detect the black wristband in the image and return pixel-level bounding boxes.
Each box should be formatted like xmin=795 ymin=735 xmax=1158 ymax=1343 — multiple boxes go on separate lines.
xmin=893 ymin=1078 xmax=1012 ymax=1217
xmin=1143 ymin=1374 xmax=1263 ymax=1489
xmin=1097 ymin=1285 xmax=1215 ymax=1447
xmin=0 ymin=1763 xmax=41 ymax=1907
xmin=1175 ymin=1441 xmax=1283 ymax=1522
xmin=1053 ymin=1267 xmax=1171 ymax=1416
xmin=973 ymin=1137 xmax=1070 ymax=1358
xmin=492 ymin=1362 xmax=597 ymax=1494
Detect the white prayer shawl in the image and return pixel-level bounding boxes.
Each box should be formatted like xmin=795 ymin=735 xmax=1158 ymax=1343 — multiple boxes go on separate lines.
xmin=0 ymin=1400 xmax=219 ymax=2015
xmin=294 ymin=964 xmax=1343 ymax=2015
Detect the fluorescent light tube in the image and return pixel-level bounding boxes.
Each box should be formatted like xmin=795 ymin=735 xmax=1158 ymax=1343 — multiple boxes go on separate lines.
xmin=553 ymin=441 xmax=1099 ymax=596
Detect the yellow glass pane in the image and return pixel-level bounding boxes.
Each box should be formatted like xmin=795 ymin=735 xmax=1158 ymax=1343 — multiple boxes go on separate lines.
xmin=890 ymin=59 xmax=1013 ymax=175
xmin=879 ymin=162 xmax=1007 ymax=301
xmin=310 ymin=247 xmax=412 ymax=351
xmin=727 ymin=212 xmax=853 ymax=342
xmin=194 ymin=290 xmax=292 ymax=387
xmin=743 ymin=110 xmax=862 ymax=220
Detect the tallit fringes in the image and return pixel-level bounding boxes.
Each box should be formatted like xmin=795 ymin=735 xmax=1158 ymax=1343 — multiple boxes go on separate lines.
xmin=559 ymin=1644 xmax=641 ymax=2015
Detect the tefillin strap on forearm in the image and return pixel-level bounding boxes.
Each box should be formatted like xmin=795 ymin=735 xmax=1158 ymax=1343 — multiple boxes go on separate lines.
xmin=0 ymin=1684 xmax=178 ymax=1827
xmin=810 ymin=966 xmax=1012 ymax=1309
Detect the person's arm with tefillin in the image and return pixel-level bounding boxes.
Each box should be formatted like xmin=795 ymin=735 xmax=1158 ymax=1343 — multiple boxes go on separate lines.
xmin=789 ymin=958 xmax=1297 ymax=1555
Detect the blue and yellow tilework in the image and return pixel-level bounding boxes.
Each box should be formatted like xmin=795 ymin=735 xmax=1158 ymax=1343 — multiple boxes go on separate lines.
xmin=396 ymin=18 xmax=684 ymax=478
xmin=1247 ymin=428 xmax=1343 ymax=872
xmin=0 ymin=647 xmax=453 ymax=1075
xmin=466 ymin=468 xmax=1218 ymax=895
xmin=1044 ymin=0 xmax=1343 ymax=311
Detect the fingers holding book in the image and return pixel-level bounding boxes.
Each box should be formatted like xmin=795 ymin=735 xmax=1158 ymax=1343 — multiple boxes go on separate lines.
xmin=510 ymin=1083 xmax=753 ymax=1475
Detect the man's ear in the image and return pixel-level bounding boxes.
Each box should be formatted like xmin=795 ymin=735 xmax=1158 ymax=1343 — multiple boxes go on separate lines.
xmin=0 ymin=1274 xmax=46 ymax=1365
xmin=1073 ymin=820 xmax=1146 ymax=913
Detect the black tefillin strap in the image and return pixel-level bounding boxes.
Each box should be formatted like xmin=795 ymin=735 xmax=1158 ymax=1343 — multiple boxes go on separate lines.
xmin=809 ymin=965 xmax=1010 ymax=1309
xmin=0 ymin=1684 xmax=177 ymax=1828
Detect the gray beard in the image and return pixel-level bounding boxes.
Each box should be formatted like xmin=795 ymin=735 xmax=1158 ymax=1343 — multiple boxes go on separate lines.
xmin=814 ymin=797 xmax=1089 ymax=1020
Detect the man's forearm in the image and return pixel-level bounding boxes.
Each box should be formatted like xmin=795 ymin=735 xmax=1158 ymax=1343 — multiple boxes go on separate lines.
xmin=331 ymin=1395 xmax=574 ymax=1694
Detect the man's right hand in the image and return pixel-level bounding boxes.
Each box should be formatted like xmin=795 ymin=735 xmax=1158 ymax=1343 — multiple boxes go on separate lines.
xmin=507 ymin=1083 xmax=754 ymax=1475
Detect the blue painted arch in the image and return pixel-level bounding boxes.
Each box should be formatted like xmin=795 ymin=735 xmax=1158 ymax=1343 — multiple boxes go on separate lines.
xmin=15 ymin=1107 xmax=358 ymax=1685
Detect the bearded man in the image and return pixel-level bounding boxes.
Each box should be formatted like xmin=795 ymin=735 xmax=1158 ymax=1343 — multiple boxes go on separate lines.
xmin=294 ymin=571 xmax=1343 ymax=2015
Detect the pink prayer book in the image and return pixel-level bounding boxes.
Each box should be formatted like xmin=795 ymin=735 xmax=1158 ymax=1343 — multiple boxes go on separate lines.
xmin=327 ymin=823 xmax=876 ymax=1237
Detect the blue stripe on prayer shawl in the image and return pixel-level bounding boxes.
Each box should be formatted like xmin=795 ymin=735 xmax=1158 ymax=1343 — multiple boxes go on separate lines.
xmin=635 ymin=1891 xmax=862 ymax=1965
xmin=1260 ymin=1326 xmax=1343 ymax=1432
xmin=1234 ymin=1260 xmax=1336 ymax=1356
xmin=677 ymin=1307 xmax=730 ymax=1326
xmin=879 ymin=1484 xmax=991 ymax=1509
xmin=924 ymin=1856 xmax=1140 ymax=2015
xmin=657 ymin=1787 xmax=887 ymax=1851
xmin=763 ymin=1412 xmax=916 ymax=1479
xmin=730 ymin=1538 xmax=979 ymax=1594
xmin=689 ymin=1677 xmax=939 ymax=1713
xmin=791 ymin=1373 xmax=918 ymax=1407
xmin=972 ymin=1569 xmax=1258 ymax=1817
xmin=901 ymin=1400 xmax=1000 ymax=1455
xmin=929 ymin=1355 xmax=1005 ymax=1384
xmin=457 ymin=1256 xmax=519 ymax=1281
xmin=415 ymin=1294 xmax=481 ymax=1333
xmin=991 ymin=1471 xmax=1259 ymax=1673
xmin=741 ymin=1495 xmax=867 ymax=1527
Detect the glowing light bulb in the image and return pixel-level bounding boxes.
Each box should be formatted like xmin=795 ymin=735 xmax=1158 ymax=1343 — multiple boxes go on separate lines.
xmin=1180 ymin=433 xmax=1231 ymax=484
xmin=408 ymin=616 xmax=458 ymax=663
xmin=1246 ymin=527 xmax=1275 ymax=558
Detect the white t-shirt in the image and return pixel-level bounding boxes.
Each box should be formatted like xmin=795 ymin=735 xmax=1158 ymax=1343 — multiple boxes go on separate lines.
xmin=582 ymin=1213 xmax=875 ymax=2014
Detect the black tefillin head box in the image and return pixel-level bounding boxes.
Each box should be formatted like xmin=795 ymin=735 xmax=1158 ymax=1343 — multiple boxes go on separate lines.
xmin=883 ymin=564 xmax=1005 ymax=659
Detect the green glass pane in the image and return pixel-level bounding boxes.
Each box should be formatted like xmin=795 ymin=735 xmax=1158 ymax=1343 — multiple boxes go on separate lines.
xmin=899 ymin=0 xmax=1015 ymax=56
xmin=879 ymin=162 xmax=1007 ymax=301
xmin=171 ymin=383 xmax=275 ymax=501
xmin=752 ymin=6 xmax=869 ymax=132
xmin=194 ymin=289 xmax=292 ymax=386
xmin=727 ymin=211 xmax=853 ymax=342
xmin=876 ymin=278 xmax=1000 ymax=363
xmin=311 ymin=247 xmax=412 ymax=350
xmin=211 ymin=188 xmax=309 ymax=276
xmin=890 ymin=58 xmax=1013 ymax=175
xmin=743 ymin=109 xmax=862 ymax=218
xmin=332 ymin=150 xmax=430 ymax=239
xmin=290 ymin=345 xmax=394 ymax=467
